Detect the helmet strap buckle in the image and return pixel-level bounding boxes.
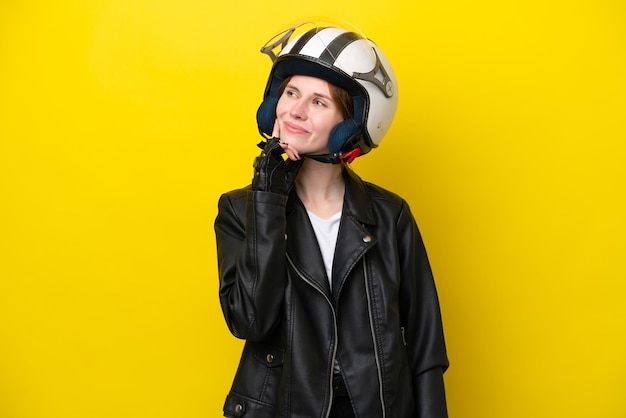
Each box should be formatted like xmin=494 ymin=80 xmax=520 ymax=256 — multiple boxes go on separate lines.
xmin=339 ymin=148 xmax=361 ymax=164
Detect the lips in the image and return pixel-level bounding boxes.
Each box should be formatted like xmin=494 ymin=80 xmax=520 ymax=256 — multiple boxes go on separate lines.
xmin=283 ymin=121 xmax=308 ymax=134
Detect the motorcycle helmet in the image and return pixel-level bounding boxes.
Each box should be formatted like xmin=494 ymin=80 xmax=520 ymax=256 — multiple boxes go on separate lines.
xmin=256 ymin=18 xmax=398 ymax=164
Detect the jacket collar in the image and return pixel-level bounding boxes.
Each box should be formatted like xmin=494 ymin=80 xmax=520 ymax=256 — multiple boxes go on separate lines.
xmin=285 ymin=166 xmax=376 ymax=226
xmin=341 ymin=166 xmax=376 ymax=226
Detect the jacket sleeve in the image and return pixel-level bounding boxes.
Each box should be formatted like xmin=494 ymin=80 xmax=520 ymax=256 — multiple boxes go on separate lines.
xmin=214 ymin=189 xmax=288 ymax=341
xmin=396 ymin=199 xmax=449 ymax=418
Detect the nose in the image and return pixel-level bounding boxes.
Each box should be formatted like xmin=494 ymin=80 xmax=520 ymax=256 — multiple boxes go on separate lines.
xmin=289 ymin=99 xmax=306 ymax=120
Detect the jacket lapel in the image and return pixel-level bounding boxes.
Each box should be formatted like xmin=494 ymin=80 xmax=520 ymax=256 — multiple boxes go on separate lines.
xmin=332 ymin=168 xmax=377 ymax=300
xmin=286 ymin=194 xmax=332 ymax=296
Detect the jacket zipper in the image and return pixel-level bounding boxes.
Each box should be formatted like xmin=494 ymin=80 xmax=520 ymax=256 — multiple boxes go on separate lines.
xmin=286 ymin=253 xmax=338 ymax=418
xmin=363 ymin=257 xmax=387 ymax=418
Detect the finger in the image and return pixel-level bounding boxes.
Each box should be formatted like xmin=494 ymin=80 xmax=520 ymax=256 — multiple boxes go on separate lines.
xmin=272 ymin=119 xmax=280 ymax=138
xmin=284 ymin=147 xmax=300 ymax=161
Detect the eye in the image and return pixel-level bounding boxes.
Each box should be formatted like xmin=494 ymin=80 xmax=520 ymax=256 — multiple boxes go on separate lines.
xmin=314 ymin=99 xmax=327 ymax=107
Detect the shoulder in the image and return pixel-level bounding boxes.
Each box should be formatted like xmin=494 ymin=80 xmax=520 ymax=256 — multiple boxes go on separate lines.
xmin=344 ymin=167 xmax=413 ymax=224
xmin=364 ymin=181 xmax=415 ymax=225
xmin=218 ymin=186 xmax=250 ymax=206
xmin=351 ymin=168 xmax=408 ymax=210
xmin=217 ymin=185 xmax=287 ymax=217
xmin=216 ymin=186 xmax=250 ymax=222
xmin=363 ymin=180 xmax=405 ymax=206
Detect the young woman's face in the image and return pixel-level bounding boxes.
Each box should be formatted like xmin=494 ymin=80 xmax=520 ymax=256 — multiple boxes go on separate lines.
xmin=275 ymin=75 xmax=345 ymax=160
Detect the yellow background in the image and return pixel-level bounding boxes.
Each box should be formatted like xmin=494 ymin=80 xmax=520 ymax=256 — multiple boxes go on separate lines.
xmin=1 ymin=1 xmax=624 ymax=417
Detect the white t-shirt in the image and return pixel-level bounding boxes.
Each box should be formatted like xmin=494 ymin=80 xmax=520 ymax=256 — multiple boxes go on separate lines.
xmin=306 ymin=210 xmax=342 ymax=285
xmin=307 ymin=209 xmax=343 ymax=372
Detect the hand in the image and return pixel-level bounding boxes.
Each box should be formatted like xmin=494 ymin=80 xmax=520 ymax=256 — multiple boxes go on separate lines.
xmin=252 ymin=137 xmax=302 ymax=195
xmin=273 ymin=119 xmax=300 ymax=161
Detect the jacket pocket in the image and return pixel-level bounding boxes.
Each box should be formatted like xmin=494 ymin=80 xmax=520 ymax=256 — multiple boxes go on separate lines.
xmin=225 ymin=342 xmax=285 ymax=416
xmin=223 ymin=393 xmax=277 ymax=418
xmin=252 ymin=342 xmax=284 ymax=368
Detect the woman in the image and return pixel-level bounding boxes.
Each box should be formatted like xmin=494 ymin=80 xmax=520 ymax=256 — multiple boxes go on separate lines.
xmin=215 ymin=20 xmax=449 ymax=418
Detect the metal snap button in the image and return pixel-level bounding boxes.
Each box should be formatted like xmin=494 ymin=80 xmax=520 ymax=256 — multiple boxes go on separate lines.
xmin=362 ymin=235 xmax=372 ymax=243
xmin=266 ymin=353 xmax=274 ymax=363
xmin=235 ymin=403 xmax=243 ymax=413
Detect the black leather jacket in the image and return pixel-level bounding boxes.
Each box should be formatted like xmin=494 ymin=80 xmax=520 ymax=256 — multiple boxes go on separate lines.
xmin=215 ymin=167 xmax=449 ymax=418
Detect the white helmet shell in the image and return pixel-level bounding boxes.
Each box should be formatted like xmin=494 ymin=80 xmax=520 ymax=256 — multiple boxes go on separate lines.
xmin=257 ymin=19 xmax=398 ymax=162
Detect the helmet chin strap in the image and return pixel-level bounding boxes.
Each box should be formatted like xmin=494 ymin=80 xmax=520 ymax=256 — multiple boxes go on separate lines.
xmin=301 ymin=153 xmax=340 ymax=164
xmin=259 ymin=137 xmax=361 ymax=164
xmin=301 ymin=148 xmax=361 ymax=165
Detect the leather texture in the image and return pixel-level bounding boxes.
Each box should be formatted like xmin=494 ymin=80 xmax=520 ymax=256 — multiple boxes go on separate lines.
xmin=215 ymin=167 xmax=449 ymax=418
xmin=251 ymin=138 xmax=301 ymax=195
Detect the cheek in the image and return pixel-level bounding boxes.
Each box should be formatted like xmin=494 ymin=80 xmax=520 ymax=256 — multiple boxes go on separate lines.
xmin=275 ymin=97 xmax=288 ymax=117
xmin=322 ymin=115 xmax=344 ymax=134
